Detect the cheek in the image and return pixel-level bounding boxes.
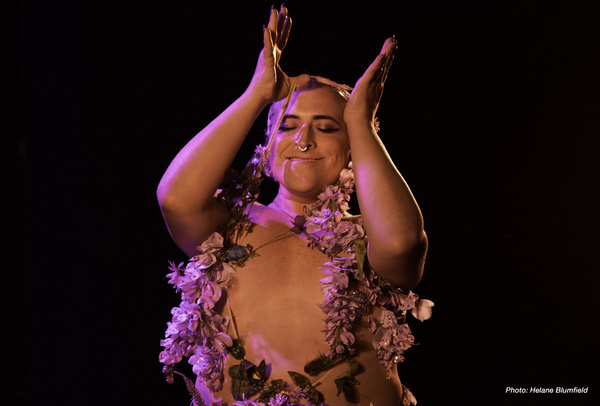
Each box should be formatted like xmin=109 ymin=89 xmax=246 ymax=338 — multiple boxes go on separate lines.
xmin=330 ymin=139 xmax=351 ymax=163
xmin=269 ymin=137 xmax=290 ymax=167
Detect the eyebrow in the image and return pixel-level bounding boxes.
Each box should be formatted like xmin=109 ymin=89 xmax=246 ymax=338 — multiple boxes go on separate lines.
xmin=282 ymin=114 xmax=341 ymax=126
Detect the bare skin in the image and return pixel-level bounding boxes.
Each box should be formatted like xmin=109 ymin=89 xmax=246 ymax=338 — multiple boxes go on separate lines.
xmin=208 ymin=204 xmax=405 ymax=406
xmin=157 ymin=6 xmax=427 ymax=406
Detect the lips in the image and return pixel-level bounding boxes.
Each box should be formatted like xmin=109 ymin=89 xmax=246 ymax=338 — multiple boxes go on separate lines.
xmin=287 ymin=157 xmax=322 ymax=161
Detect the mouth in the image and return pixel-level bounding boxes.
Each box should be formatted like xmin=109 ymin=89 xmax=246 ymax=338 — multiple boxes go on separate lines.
xmin=287 ymin=157 xmax=323 ymax=162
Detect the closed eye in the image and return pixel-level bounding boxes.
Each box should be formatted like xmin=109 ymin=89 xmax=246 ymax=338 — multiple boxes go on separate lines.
xmin=318 ymin=128 xmax=340 ymax=133
xmin=278 ymin=124 xmax=297 ymax=132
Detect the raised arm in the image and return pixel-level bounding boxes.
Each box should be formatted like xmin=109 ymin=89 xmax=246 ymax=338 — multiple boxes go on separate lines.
xmin=344 ymin=38 xmax=427 ymax=290
xmin=157 ymin=6 xmax=310 ymax=257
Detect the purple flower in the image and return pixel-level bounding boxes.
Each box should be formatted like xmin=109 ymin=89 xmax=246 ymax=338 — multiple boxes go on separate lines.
xmin=339 ymin=331 xmax=355 ymax=346
xmin=190 ymin=252 xmax=217 ymax=270
xmin=212 ymin=332 xmax=233 ymax=354
xmin=291 ymin=215 xmax=307 ymax=234
xmin=189 ymin=346 xmax=218 ymax=377
xmin=268 ymin=393 xmax=289 ymax=406
xmin=214 ymin=262 xmax=235 ymax=283
xmin=200 ymin=281 xmax=222 ymax=310
xmin=166 ymin=261 xmax=184 ymax=286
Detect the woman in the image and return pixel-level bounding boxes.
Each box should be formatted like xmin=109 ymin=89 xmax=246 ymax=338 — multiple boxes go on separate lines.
xmin=158 ymin=6 xmax=430 ymax=406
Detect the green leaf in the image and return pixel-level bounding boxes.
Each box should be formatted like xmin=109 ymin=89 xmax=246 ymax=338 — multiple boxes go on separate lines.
xmin=304 ymin=354 xmax=345 ymax=375
xmin=229 ymin=364 xmax=251 ymax=401
xmin=305 ymin=387 xmax=325 ymax=404
xmin=334 ymin=375 xmax=361 ymax=399
xmin=287 ymin=371 xmax=312 ymax=388
xmin=257 ymin=360 xmax=268 ymax=379
xmin=347 ymin=357 xmax=359 ymax=374
xmin=256 ymin=379 xmax=287 ymax=403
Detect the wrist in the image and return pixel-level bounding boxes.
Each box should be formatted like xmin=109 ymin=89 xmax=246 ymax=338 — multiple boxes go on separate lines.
xmin=240 ymin=87 xmax=272 ymax=112
xmin=344 ymin=115 xmax=377 ymax=133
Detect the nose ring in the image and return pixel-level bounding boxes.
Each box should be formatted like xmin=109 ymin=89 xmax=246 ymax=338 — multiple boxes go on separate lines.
xmin=298 ymin=145 xmax=308 ymax=152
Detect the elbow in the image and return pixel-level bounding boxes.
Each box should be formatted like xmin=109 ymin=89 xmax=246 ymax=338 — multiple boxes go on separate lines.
xmin=156 ymin=177 xmax=171 ymax=209
xmin=156 ymin=179 xmax=187 ymax=214
xmin=388 ymin=229 xmax=428 ymax=261
xmin=369 ymin=230 xmax=428 ymax=291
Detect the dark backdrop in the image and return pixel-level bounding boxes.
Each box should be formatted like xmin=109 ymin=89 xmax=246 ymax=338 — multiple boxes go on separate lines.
xmin=16 ymin=0 xmax=599 ymax=405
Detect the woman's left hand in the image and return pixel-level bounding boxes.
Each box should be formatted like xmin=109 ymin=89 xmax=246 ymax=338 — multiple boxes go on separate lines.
xmin=344 ymin=37 xmax=397 ymax=129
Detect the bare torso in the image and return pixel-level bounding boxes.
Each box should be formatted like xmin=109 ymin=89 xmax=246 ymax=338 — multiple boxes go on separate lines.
xmin=198 ymin=203 xmax=404 ymax=406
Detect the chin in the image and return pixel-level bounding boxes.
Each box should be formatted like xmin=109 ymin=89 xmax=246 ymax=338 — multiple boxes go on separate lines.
xmin=279 ymin=172 xmax=329 ymax=198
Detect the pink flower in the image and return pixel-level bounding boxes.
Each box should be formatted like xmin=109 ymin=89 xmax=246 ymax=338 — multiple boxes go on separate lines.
xmin=397 ymin=292 xmax=418 ymax=311
xmin=317 ymin=185 xmax=339 ymax=205
xmin=339 ymin=166 xmax=354 ymax=189
xmin=190 ymin=252 xmax=217 ymax=270
xmin=184 ymin=262 xmax=203 ymax=280
xmin=214 ymin=262 xmax=235 ymax=283
xmin=373 ymin=327 xmax=392 ymax=350
xmin=207 ymin=313 xmax=230 ymax=336
xmin=379 ymin=309 xmax=397 ymax=328
xmin=401 ymin=386 xmax=417 ymax=406
xmin=339 ymin=331 xmax=355 ymax=346
xmin=333 ymin=221 xmax=364 ymax=247
xmin=200 ymin=281 xmax=222 ymax=310
xmin=198 ymin=232 xmax=224 ymax=252
xmin=411 ymin=299 xmax=434 ymax=321
xmin=166 ymin=261 xmax=184 ymax=286
xmin=213 ymin=332 xmax=233 ymax=354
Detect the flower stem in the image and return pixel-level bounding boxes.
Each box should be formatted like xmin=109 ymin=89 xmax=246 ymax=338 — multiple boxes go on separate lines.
xmin=252 ymin=230 xmax=294 ymax=252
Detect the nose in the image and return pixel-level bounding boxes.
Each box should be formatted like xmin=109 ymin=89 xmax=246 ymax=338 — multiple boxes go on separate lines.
xmin=295 ymin=124 xmax=315 ymax=151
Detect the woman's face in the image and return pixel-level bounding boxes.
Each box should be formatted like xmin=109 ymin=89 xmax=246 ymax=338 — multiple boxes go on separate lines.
xmin=268 ymin=86 xmax=351 ymax=202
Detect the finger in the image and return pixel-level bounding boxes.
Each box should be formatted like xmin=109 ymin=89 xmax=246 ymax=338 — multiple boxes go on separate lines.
xmin=365 ymin=53 xmax=386 ymax=81
xmin=380 ymin=36 xmax=397 ymax=57
xmin=279 ymin=15 xmax=292 ymax=51
xmin=263 ymin=25 xmax=275 ymax=61
xmin=376 ymin=38 xmax=397 ymax=84
xmin=277 ymin=5 xmax=288 ymax=34
xmin=268 ymin=7 xmax=279 ymax=44
xmin=292 ymin=73 xmax=312 ymax=90
xmin=380 ymin=51 xmax=394 ymax=85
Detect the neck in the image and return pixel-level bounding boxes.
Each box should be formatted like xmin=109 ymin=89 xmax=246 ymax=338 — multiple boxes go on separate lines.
xmin=268 ymin=193 xmax=315 ymax=218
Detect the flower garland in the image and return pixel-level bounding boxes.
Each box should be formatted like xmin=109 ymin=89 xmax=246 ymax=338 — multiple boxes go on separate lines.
xmin=159 ymin=145 xmax=433 ymax=406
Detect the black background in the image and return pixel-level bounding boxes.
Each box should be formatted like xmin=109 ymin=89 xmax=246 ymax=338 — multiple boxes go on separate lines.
xmin=14 ymin=0 xmax=599 ymax=405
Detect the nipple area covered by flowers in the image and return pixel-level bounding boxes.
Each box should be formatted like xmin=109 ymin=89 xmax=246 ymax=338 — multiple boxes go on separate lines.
xmin=159 ymin=146 xmax=433 ymax=406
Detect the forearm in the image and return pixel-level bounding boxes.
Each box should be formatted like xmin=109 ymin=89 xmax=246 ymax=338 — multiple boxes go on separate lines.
xmin=157 ymin=90 xmax=268 ymax=212
xmin=348 ymin=123 xmax=426 ymax=288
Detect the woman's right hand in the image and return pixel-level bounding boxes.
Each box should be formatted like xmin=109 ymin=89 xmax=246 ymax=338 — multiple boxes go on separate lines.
xmin=247 ymin=6 xmax=310 ymax=104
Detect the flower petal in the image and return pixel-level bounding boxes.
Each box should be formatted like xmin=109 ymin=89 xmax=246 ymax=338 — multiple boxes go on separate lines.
xmin=411 ymin=299 xmax=434 ymax=321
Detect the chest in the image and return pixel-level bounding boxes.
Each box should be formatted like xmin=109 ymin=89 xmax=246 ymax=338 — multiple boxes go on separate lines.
xmin=226 ymin=221 xmax=327 ymax=309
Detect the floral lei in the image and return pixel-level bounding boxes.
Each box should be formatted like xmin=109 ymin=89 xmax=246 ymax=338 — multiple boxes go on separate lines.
xmin=159 ymin=145 xmax=433 ymax=406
